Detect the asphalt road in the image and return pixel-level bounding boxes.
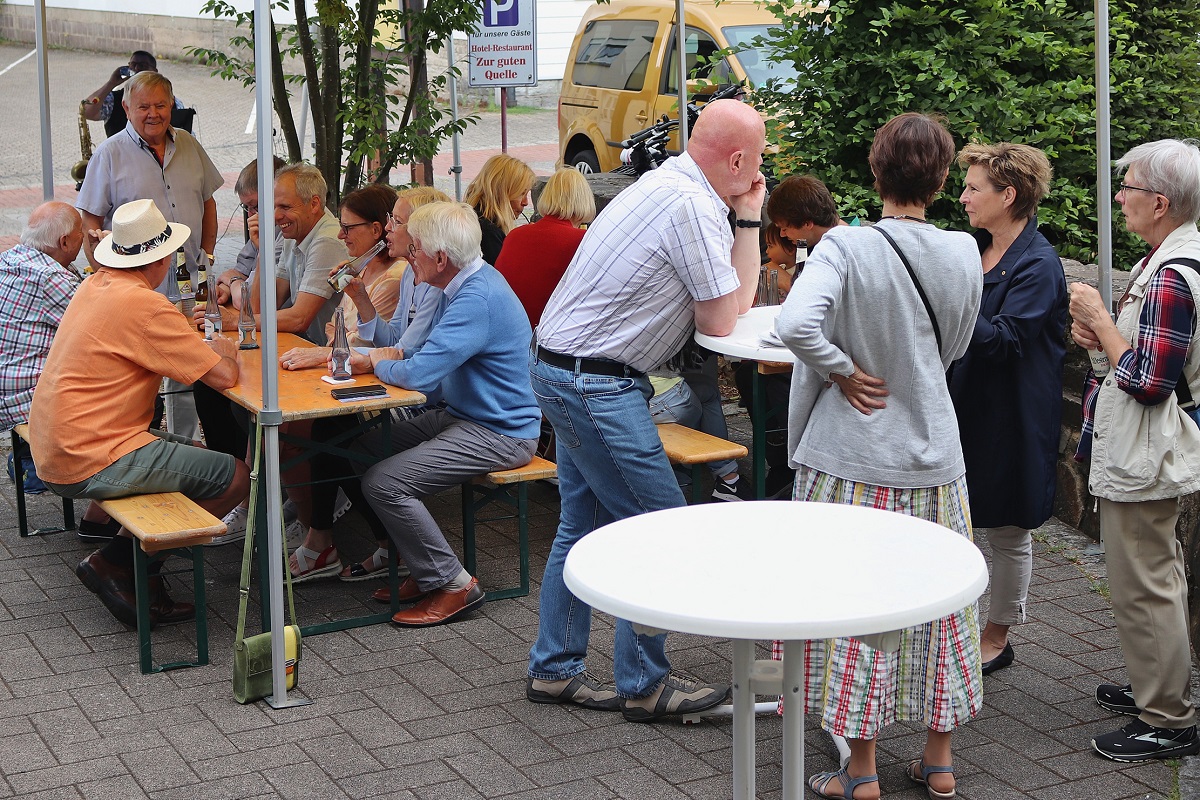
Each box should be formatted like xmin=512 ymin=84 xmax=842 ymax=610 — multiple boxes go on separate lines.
xmin=0 ymin=42 xmax=560 ymax=263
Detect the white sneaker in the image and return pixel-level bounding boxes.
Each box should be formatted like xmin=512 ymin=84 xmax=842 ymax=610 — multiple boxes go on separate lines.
xmin=207 ymin=506 xmax=248 ymax=546
xmin=282 ymin=497 xmax=298 ymax=525
xmin=285 ymin=519 xmax=307 ymax=552
xmin=332 ymin=488 xmax=352 ymax=522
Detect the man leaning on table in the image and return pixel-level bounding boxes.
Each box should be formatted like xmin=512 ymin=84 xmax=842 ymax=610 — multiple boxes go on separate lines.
xmin=341 ymin=201 xmax=540 ymax=627
xmin=527 ymin=98 xmax=766 ymax=721
xmin=28 ymin=199 xmax=250 ymax=629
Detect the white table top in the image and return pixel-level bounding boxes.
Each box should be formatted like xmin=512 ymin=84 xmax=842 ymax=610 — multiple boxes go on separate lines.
xmin=564 ymin=502 xmax=988 ymax=641
xmin=695 ymin=305 xmax=797 ymax=363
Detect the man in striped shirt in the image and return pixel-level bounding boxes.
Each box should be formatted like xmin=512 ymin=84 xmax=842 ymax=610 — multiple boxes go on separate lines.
xmin=527 ymin=99 xmax=766 ymax=721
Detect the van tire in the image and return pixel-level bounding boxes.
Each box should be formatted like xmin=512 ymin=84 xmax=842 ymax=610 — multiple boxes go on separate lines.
xmin=568 ymin=150 xmax=601 ymax=174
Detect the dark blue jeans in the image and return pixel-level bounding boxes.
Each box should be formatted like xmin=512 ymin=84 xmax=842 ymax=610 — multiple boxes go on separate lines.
xmin=526 ymin=351 xmax=685 ymax=698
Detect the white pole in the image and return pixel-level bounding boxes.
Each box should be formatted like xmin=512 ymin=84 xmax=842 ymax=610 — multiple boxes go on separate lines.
xmin=448 ymin=35 xmax=464 ymax=200
xmin=1096 ymin=0 xmax=1113 ymax=311
xmin=254 ymin=0 xmax=292 ymax=709
xmin=676 ymin=0 xmax=688 ymax=150
xmin=34 ymin=0 xmax=53 ymax=200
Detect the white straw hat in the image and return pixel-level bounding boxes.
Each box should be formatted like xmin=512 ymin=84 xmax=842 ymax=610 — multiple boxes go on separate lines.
xmin=93 ymin=199 xmax=191 ymax=269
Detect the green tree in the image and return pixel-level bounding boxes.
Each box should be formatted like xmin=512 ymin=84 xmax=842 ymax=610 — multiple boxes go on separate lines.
xmin=190 ymin=0 xmax=480 ymax=206
xmin=754 ymin=0 xmax=1200 ymax=264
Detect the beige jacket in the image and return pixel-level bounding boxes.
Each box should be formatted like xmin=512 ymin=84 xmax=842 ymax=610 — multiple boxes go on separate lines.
xmin=1089 ymin=222 xmax=1200 ymax=501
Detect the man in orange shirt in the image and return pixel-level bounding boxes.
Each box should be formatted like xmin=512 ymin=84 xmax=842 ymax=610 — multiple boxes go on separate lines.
xmin=29 ymin=199 xmax=249 ymax=628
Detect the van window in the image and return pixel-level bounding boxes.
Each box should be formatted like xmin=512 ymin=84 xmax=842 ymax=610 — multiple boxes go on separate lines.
xmin=571 ymin=19 xmax=660 ymax=91
xmin=661 ymin=27 xmax=727 ymax=94
xmin=722 ymin=25 xmax=801 ymax=88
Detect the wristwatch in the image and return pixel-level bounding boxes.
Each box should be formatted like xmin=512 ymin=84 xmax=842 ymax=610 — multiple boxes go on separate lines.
xmin=735 ymin=219 xmax=762 ymax=229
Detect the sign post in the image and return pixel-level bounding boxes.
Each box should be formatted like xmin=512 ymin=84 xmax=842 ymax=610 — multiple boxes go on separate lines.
xmin=468 ymin=0 xmax=537 ymax=88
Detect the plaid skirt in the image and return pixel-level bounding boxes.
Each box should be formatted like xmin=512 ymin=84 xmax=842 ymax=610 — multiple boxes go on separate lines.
xmin=771 ymin=466 xmax=984 ymax=738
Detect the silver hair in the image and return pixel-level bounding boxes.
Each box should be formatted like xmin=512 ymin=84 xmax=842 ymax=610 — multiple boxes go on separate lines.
xmin=406 ymin=202 xmax=483 ymax=270
xmin=1116 ymin=139 xmax=1200 ymax=223
xmin=125 ymin=70 xmax=173 ymax=102
xmin=275 ymin=162 xmax=327 ymax=206
xmin=20 ymin=203 xmax=80 ymax=252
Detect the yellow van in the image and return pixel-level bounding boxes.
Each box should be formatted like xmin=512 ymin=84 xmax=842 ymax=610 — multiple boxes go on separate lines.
xmin=558 ymin=0 xmax=797 ymax=173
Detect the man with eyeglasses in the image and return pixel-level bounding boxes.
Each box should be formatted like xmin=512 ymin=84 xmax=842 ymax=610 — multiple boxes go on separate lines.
xmin=214 ymin=157 xmax=287 ymax=310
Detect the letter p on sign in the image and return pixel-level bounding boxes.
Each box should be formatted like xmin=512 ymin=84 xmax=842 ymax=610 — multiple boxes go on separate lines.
xmin=486 ymin=0 xmax=518 ymax=27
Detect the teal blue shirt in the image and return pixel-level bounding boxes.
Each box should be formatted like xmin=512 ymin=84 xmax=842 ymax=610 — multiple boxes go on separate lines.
xmin=374 ymin=260 xmax=540 ymax=439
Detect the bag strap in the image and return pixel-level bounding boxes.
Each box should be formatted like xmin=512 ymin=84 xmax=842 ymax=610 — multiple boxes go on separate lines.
xmin=871 ymin=225 xmax=943 ymax=354
xmin=1160 ymin=257 xmax=1200 ymax=410
xmin=234 ymin=422 xmax=298 ymax=646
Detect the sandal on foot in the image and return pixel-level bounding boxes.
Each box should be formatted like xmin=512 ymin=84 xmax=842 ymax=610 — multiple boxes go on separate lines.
xmin=290 ymin=545 xmax=342 ymax=583
xmin=339 ymin=547 xmax=409 ymax=582
xmin=908 ymin=760 xmax=956 ymax=800
xmin=807 ymin=767 xmax=879 ymax=800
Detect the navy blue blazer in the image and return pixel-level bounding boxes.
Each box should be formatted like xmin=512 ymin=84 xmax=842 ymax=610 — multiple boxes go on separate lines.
xmin=949 ymin=217 xmax=1068 ymax=529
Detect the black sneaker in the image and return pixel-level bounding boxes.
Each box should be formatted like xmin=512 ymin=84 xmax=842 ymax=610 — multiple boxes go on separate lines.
xmin=711 ymin=477 xmax=754 ymax=502
xmin=1092 ymin=718 xmax=1200 ymax=762
xmin=1097 ymin=683 xmax=1140 ymax=716
xmin=77 ymin=519 xmax=122 ymax=542
xmin=621 ymin=672 xmax=730 ymax=722
xmin=526 ymin=672 xmax=622 ymax=711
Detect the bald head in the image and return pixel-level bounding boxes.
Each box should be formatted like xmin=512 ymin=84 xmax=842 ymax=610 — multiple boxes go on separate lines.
xmin=687 ymin=99 xmax=767 ymax=197
xmin=21 ymin=202 xmax=84 ymax=268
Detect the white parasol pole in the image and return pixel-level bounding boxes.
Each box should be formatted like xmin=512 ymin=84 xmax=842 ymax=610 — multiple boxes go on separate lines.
xmin=34 ymin=0 xmax=52 ymax=200
xmin=676 ymin=0 xmax=688 ymax=150
xmin=1095 ymin=0 xmax=1112 ymax=311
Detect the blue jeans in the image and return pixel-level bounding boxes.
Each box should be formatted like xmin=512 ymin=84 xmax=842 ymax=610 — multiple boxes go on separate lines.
xmin=527 ymin=351 xmax=685 ymax=698
xmin=648 ymin=378 xmax=736 ymax=478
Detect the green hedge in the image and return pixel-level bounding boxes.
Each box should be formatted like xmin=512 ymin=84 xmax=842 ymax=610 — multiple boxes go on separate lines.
xmin=754 ymin=0 xmax=1200 ymax=265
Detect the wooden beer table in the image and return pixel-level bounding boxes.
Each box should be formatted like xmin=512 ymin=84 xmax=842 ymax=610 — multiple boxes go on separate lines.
xmin=218 ymin=331 xmax=426 ymax=635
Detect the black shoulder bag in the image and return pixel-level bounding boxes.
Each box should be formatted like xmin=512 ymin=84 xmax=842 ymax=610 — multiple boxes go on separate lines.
xmin=871 ymin=225 xmax=943 ymax=357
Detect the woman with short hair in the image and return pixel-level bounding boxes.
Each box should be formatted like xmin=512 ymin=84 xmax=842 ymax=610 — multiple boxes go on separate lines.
xmin=777 ymin=112 xmax=984 ymax=800
xmin=950 ymin=142 xmax=1067 ymax=676
xmin=494 ymin=167 xmax=596 ymax=326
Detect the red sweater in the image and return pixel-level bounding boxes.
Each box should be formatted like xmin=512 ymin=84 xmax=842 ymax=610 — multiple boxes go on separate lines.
xmin=494 ymin=215 xmax=587 ymax=327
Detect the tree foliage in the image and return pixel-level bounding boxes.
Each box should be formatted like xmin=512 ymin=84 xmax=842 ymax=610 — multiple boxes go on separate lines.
xmin=753 ymin=0 xmax=1200 ymax=264
xmin=190 ymin=0 xmax=480 ymax=207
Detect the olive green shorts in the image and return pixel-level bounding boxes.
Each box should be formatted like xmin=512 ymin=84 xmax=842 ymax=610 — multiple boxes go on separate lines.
xmin=46 ymin=430 xmax=236 ymax=501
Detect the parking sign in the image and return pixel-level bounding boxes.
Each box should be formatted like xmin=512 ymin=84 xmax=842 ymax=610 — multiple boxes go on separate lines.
xmin=468 ymin=0 xmax=537 ymax=87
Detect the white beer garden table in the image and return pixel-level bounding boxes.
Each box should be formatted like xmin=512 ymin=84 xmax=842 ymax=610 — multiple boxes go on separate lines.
xmin=563 ymin=501 xmax=988 ymax=800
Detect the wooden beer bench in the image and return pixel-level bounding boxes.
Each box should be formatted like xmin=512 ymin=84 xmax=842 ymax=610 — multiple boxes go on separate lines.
xmin=10 ymin=423 xmax=76 ymax=537
xmin=656 ymin=422 xmax=749 ymax=504
xmin=461 ymin=455 xmax=557 ymax=601
xmin=96 ymin=492 xmax=225 ymax=674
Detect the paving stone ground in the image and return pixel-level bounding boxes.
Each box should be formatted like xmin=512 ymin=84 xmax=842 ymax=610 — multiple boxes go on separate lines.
xmin=0 ymin=40 xmax=1193 ymax=800
xmin=0 ymin=404 xmax=1192 ymax=799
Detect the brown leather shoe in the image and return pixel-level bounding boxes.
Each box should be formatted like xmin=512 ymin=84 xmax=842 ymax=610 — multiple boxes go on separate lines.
xmin=391 ymin=578 xmax=485 ymax=627
xmin=76 ymin=550 xmax=138 ymax=627
xmin=372 ymin=577 xmax=429 ymax=605
xmin=147 ymin=571 xmax=196 ymax=627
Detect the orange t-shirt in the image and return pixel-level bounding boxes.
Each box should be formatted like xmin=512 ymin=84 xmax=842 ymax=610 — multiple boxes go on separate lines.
xmin=29 ymin=267 xmax=221 ymax=484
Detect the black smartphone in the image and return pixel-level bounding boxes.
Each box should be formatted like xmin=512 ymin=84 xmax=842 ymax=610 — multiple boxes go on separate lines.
xmin=331 ymin=384 xmax=388 ymax=402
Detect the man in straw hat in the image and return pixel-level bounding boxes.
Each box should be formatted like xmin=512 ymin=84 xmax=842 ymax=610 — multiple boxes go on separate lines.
xmin=29 ymin=199 xmax=250 ymax=628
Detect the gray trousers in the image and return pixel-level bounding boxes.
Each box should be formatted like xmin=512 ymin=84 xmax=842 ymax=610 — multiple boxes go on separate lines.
xmin=360 ymin=408 xmax=537 ymax=592
xmin=1100 ymin=497 xmax=1196 ymax=729
xmin=982 ymin=525 xmax=1031 ymax=626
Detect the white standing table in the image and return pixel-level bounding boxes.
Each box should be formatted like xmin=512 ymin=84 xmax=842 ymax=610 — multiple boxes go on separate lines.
xmin=695 ymin=306 xmax=796 ymax=497
xmin=563 ymin=502 xmax=988 ymax=800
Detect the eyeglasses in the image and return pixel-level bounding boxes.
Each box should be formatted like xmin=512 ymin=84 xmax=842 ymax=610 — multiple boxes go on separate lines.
xmin=1119 ymin=182 xmax=1159 ymax=196
xmin=386 ymin=212 xmax=407 ymax=230
xmin=339 ymin=221 xmax=372 ymax=236
xmin=240 ymin=202 xmax=259 ymax=216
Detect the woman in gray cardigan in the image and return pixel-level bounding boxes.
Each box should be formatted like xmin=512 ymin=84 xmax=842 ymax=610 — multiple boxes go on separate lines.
xmin=776 ymin=113 xmax=983 ymax=800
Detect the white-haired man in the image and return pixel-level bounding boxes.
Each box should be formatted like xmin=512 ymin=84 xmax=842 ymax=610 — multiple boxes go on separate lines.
xmin=336 ymin=201 xmax=541 ymax=627
xmin=29 ymin=200 xmax=249 ymax=629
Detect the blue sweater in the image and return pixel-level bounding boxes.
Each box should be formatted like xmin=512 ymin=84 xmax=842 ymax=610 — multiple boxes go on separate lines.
xmin=374 ymin=260 xmax=540 ymax=440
